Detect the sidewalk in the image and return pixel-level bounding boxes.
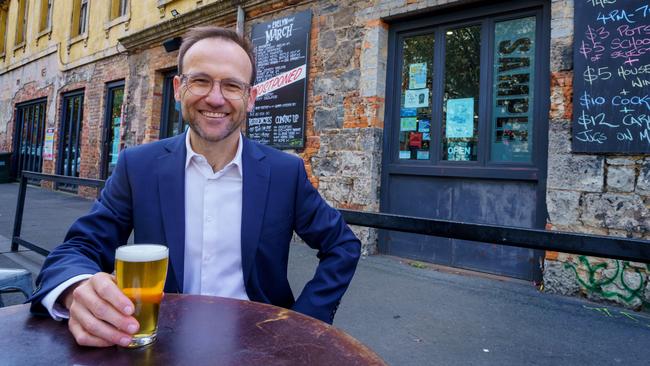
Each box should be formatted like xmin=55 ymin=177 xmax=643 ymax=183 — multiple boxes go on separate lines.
xmin=0 ymin=182 xmax=648 ymax=365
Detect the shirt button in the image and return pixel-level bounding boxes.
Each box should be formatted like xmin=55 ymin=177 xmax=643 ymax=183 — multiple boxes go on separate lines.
xmin=206 ymin=216 xmax=213 ymax=222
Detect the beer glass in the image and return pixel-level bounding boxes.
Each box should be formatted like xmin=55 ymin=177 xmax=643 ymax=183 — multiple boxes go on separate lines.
xmin=115 ymin=244 xmax=169 ymax=348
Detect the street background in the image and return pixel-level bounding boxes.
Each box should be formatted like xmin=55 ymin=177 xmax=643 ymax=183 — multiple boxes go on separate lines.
xmin=0 ymin=183 xmax=648 ymax=365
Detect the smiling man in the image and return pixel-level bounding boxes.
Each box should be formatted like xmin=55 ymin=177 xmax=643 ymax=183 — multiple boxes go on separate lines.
xmin=29 ymin=26 xmax=361 ymax=348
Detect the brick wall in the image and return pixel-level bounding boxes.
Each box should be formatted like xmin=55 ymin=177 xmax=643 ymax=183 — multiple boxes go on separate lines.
xmin=544 ymin=0 xmax=650 ymax=311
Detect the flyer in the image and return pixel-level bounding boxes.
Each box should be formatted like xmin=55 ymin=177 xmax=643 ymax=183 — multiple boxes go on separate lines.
xmin=43 ymin=128 xmax=54 ymax=161
xmin=404 ymin=89 xmax=429 ymax=108
xmin=408 ymin=63 xmax=427 ymax=89
xmin=418 ymin=119 xmax=430 ymax=133
xmin=446 ymin=98 xmax=474 ymax=138
xmin=400 ymin=117 xmax=417 ymax=131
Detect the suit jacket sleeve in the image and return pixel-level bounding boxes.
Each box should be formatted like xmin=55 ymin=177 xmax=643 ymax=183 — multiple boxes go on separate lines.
xmin=290 ymin=160 xmax=361 ymax=323
xmin=28 ymin=150 xmax=134 ymax=315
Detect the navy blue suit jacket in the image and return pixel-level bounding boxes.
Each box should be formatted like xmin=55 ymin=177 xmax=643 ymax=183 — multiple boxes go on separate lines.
xmin=29 ymin=133 xmax=361 ymax=323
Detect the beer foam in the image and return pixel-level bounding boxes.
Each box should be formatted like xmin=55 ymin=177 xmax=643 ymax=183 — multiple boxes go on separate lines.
xmin=116 ymin=244 xmax=168 ymax=262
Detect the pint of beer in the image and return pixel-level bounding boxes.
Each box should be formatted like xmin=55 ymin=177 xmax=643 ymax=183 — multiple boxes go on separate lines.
xmin=115 ymin=244 xmax=169 ymax=348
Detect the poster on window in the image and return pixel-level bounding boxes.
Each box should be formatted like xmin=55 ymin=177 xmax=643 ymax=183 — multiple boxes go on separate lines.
xmin=446 ymin=98 xmax=474 ymax=138
xmin=408 ymin=63 xmax=427 ymax=89
xmin=247 ymin=10 xmax=311 ymax=149
xmin=400 ymin=117 xmax=417 ymax=131
xmin=43 ymin=128 xmax=54 ymax=161
xmin=404 ymin=89 xmax=429 ymax=108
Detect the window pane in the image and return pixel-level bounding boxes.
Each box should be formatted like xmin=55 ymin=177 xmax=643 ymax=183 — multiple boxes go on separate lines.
xmin=108 ymin=88 xmax=124 ymax=176
xmin=398 ymin=34 xmax=434 ymax=161
xmin=491 ymin=17 xmax=536 ymax=163
xmin=442 ymin=25 xmax=481 ymax=161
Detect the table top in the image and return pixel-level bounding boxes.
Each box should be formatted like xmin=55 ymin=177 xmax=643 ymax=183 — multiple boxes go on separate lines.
xmin=1 ymin=294 xmax=386 ymax=365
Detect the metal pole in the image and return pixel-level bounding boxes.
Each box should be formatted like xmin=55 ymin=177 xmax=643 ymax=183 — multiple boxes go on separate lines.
xmin=11 ymin=175 xmax=28 ymax=251
xmin=236 ymin=6 xmax=245 ymax=36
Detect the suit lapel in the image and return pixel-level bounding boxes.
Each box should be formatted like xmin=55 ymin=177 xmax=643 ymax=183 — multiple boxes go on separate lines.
xmin=241 ymin=138 xmax=270 ymax=285
xmin=158 ymin=133 xmax=187 ymax=292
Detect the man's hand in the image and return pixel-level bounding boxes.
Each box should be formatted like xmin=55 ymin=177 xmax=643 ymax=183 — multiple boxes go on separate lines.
xmin=62 ymin=272 xmax=139 ymax=347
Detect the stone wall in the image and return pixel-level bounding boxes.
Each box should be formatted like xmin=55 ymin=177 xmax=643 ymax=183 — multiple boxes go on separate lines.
xmin=544 ymin=0 xmax=650 ymax=311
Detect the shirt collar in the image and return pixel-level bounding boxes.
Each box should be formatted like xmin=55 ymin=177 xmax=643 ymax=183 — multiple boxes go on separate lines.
xmin=184 ymin=130 xmax=243 ymax=176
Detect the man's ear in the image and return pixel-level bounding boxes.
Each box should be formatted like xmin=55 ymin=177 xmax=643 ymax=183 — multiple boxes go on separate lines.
xmin=246 ymin=86 xmax=258 ymax=112
xmin=173 ymin=75 xmax=182 ymax=101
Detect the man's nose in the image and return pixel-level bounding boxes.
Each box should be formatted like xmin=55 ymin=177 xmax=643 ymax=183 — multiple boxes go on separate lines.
xmin=204 ymin=81 xmax=226 ymax=105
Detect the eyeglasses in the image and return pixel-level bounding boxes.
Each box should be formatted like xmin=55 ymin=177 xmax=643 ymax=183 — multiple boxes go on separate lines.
xmin=179 ymin=73 xmax=251 ymax=100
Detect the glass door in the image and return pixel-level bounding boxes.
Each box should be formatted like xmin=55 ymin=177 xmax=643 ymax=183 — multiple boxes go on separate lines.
xmin=14 ymin=99 xmax=47 ymax=179
xmin=102 ymin=81 xmax=125 ymax=179
xmin=58 ymin=91 xmax=84 ymax=192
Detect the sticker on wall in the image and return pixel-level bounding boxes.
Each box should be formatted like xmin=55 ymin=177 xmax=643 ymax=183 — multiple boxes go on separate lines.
xmin=404 ymin=89 xmax=429 ymax=108
xmin=399 ymin=151 xmax=411 ymax=159
xmin=400 ymin=117 xmax=417 ymax=131
xmin=408 ymin=63 xmax=427 ymax=89
xmin=43 ymin=128 xmax=54 ymax=161
xmin=446 ymin=98 xmax=474 ymax=138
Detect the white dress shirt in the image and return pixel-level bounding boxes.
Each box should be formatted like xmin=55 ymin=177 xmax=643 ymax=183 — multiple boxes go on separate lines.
xmin=42 ymin=131 xmax=248 ymax=320
xmin=183 ymin=131 xmax=248 ymax=300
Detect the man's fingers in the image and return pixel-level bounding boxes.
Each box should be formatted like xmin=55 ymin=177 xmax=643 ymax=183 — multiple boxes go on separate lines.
xmin=73 ymin=275 xmax=139 ymax=335
xmin=68 ymin=318 xmax=113 ymax=347
xmin=92 ymin=273 xmax=135 ymax=315
xmin=68 ymin=306 xmax=131 ymax=347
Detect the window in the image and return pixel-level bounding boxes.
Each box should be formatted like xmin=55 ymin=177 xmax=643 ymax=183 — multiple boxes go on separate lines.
xmin=392 ymin=10 xmax=541 ymax=167
xmin=58 ymin=91 xmax=84 ymax=192
xmin=0 ymin=3 xmax=8 ymax=55
xmin=110 ymin=0 xmax=128 ymax=20
xmin=38 ymin=0 xmax=53 ymax=33
xmin=15 ymin=0 xmax=28 ymax=46
xmin=160 ymin=69 xmax=187 ymax=138
xmin=102 ymin=81 xmax=125 ymax=179
xmin=71 ymin=0 xmax=89 ymax=38
xmin=14 ymin=99 xmax=48 ymax=178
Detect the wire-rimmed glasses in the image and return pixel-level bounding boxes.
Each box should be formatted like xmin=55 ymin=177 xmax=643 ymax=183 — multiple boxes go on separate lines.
xmin=180 ymin=73 xmax=251 ymax=100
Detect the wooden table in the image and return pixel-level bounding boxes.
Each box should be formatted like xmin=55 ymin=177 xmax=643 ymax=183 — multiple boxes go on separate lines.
xmin=1 ymin=294 xmax=386 ymax=365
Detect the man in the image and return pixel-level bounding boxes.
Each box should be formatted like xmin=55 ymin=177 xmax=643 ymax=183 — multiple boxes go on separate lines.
xmin=29 ymin=26 xmax=361 ymax=348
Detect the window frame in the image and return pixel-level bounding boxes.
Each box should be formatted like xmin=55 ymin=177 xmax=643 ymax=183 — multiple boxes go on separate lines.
xmin=0 ymin=2 xmax=8 ymax=57
xmin=68 ymin=0 xmax=89 ymax=48
xmin=14 ymin=0 xmax=28 ymax=49
xmin=384 ymin=0 xmax=549 ymax=181
xmin=37 ymin=0 xmax=53 ymax=36
xmin=105 ymin=0 xmax=130 ymax=33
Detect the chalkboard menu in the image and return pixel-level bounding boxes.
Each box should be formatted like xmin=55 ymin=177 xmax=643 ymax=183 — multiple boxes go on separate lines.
xmin=247 ymin=10 xmax=312 ymax=149
xmin=572 ymin=0 xmax=650 ymax=153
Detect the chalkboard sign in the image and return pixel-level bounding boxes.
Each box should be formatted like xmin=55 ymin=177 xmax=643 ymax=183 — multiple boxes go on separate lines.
xmin=572 ymin=0 xmax=650 ymax=153
xmin=247 ymin=10 xmax=312 ymax=149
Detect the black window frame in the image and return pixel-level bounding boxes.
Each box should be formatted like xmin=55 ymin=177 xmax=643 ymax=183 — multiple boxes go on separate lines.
xmin=57 ymin=89 xmax=85 ymax=192
xmin=12 ymin=98 xmax=48 ymax=180
xmin=159 ymin=68 xmax=186 ymax=139
xmin=383 ymin=0 xmax=550 ymax=182
xmin=101 ymin=79 xmax=125 ymax=180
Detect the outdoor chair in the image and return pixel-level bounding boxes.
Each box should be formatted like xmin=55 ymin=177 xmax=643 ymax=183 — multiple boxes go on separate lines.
xmin=0 ymin=268 xmax=33 ymax=307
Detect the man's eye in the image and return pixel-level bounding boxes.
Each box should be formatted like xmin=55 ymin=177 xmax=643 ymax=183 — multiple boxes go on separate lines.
xmin=222 ymin=81 xmax=244 ymax=91
xmin=190 ymin=78 xmax=211 ymax=85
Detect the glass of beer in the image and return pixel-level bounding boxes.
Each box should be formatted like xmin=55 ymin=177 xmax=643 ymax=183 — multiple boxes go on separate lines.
xmin=115 ymin=244 xmax=169 ymax=348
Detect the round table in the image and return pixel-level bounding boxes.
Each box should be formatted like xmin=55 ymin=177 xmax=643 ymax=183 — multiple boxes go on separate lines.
xmin=1 ymin=294 xmax=386 ymax=365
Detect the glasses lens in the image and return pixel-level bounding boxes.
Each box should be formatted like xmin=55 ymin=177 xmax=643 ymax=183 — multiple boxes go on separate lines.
xmin=220 ymin=79 xmax=247 ymax=100
xmin=185 ymin=76 xmax=248 ymax=99
xmin=187 ymin=76 xmax=212 ymax=96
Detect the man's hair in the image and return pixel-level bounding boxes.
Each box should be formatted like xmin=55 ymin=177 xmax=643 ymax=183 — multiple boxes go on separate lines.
xmin=177 ymin=26 xmax=257 ymax=84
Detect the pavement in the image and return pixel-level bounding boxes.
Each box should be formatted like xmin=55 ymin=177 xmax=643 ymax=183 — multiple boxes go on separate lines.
xmin=0 ymin=182 xmax=648 ymax=365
